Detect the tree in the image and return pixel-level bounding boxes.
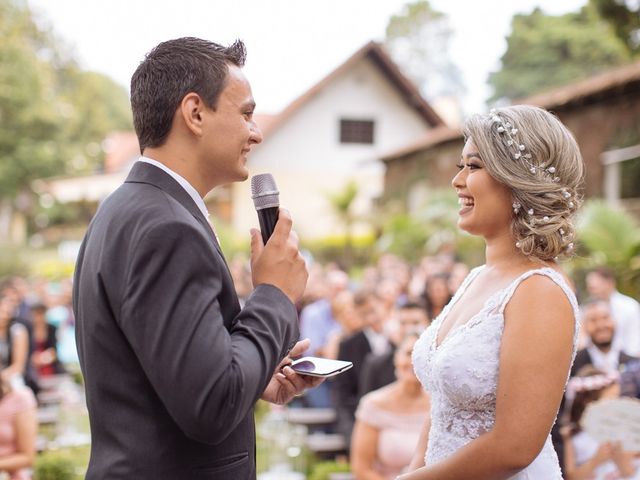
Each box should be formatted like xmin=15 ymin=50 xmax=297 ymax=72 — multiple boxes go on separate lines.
xmin=327 ymin=180 xmax=359 ymax=266
xmin=488 ymin=6 xmax=632 ymax=103
xmin=385 ymin=0 xmax=465 ymax=101
xmin=590 ymin=0 xmax=640 ymax=55
xmin=0 ymin=0 xmax=131 ymax=242
xmin=574 ymin=199 xmax=640 ymax=298
xmin=0 ymin=0 xmax=131 ymax=198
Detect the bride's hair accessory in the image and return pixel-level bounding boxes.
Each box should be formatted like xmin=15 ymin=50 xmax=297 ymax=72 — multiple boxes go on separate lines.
xmin=489 ymin=109 xmax=577 ymax=255
xmin=566 ymin=372 xmax=618 ymax=395
xmin=489 ymin=109 xmax=560 ymax=182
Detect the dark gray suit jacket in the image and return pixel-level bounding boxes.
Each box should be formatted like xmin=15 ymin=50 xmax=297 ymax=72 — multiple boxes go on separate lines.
xmin=73 ymin=162 xmax=299 ymax=479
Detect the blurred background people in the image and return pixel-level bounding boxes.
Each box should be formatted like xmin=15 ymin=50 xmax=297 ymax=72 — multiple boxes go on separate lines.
xmin=587 ymin=267 xmax=640 ymax=357
xmin=30 ymin=303 xmax=64 ymax=379
xmin=351 ymin=334 xmax=429 ymax=480
xmin=422 ymin=273 xmax=451 ymax=320
xmin=299 ymin=269 xmax=350 ymax=408
xmin=323 ymin=291 xmax=360 ymax=361
xmin=334 ymin=290 xmax=391 ymax=450
xmin=573 ymin=299 xmax=639 ymax=376
xmin=0 ymin=295 xmax=29 ymax=392
xmin=0 ymin=376 xmax=37 ymax=480
xmin=562 ymin=366 xmax=637 ymax=480
xmin=359 ymin=302 xmax=430 ymax=396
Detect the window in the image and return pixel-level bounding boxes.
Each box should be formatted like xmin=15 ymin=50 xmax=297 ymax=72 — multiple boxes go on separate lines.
xmin=340 ymin=119 xmax=375 ymax=144
xmin=620 ymin=156 xmax=640 ymax=199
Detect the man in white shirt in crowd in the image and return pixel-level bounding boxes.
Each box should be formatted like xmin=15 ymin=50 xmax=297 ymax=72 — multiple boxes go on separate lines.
xmin=586 ymin=267 xmax=640 ymax=356
xmin=572 ymin=299 xmax=638 ymax=375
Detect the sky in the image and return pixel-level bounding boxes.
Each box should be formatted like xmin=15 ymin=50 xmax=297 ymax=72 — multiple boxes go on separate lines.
xmin=27 ymin=0 xmax=587 ymax=116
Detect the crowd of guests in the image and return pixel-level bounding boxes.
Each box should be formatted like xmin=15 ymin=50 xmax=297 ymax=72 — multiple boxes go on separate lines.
xmin=0 ymin=257 xmax=639 ymax=479
xmin=0 ymin=277 xmax=74 ymax=479
xmin=233 ymin=254 xmax=640 ymax=480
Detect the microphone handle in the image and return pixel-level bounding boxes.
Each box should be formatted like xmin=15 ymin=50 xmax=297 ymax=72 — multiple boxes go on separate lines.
xmin=257 ymin=206 xmax=279 ymax=245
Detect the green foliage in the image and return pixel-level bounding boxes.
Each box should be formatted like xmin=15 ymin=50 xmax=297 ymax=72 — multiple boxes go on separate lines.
xmin=0 ymin=0 xmax=132 ymax=201
xmin=590 ymin=0 xmax=640 ymax=55
xmin=377 ymin=189 xmax=485 ymax=264
xmin=573 ymin=199 xmax=640 ymax=297
xmin=307 ymin=460 xmax=351 ymax=480
xmin=302 ymin=233 xmax=376 ymax=268
xmin=385 ymin=0 xmax=464 ymax=99
xmin=34 ymin=454 xmax=76 ymax=480
xmin=0 ymin=245 xmax=29 ymax=277
xmin=488 ymin=6 xmax=632 ymax=102
xmin=326 ymin=180 xmax=361 ymax=267
xmin=326 ymin=180 xmax=359 ymax=218
xmin=214 ymin=220 xmax=250 ymax=259
xmin=376 ymin=213 xmax=429 ymax=263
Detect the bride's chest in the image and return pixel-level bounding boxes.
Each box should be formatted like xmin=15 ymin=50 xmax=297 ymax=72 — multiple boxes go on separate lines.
xmin=414 ymin=313 xmax=505 ymax=404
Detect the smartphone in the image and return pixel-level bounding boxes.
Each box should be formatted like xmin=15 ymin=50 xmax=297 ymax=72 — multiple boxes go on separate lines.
xmin=289 ymin=356 xmax=353 ymax=378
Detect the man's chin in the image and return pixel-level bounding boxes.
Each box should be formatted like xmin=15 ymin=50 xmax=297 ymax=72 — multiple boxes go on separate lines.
xmin=594 ymin=340 xmax=613 ymax=349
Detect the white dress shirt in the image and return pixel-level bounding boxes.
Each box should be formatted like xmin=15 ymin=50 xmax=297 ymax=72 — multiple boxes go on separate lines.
xmin=610 ymin=290 xmax=640 ymax=356
xmin=586 ymin=344 xmax=620 ymax=374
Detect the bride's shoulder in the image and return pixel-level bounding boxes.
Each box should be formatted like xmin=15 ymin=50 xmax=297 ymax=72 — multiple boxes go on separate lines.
xmin=505 ymin=269 xmax=576 ymax=319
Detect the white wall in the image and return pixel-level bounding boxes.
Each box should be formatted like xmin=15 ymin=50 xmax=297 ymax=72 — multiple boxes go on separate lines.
xmin=232 ymin=56 xmax=432 ymax=240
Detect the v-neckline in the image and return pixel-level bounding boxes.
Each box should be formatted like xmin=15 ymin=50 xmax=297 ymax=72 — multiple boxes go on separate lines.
xmin=432 ymin=266 xmax=555 ymax=352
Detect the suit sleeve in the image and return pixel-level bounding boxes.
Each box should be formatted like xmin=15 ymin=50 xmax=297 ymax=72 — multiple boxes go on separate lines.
xmin=119 ymin=220 xmax=299 ymax=445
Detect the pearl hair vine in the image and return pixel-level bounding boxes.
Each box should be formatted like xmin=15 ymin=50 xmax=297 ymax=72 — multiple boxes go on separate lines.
xmin=489 ymin=109 xmax=560 ymax=182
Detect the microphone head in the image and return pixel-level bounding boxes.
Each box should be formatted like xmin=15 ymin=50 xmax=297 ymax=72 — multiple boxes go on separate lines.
xmin=251 ymin=173 xmax=280 ymax=210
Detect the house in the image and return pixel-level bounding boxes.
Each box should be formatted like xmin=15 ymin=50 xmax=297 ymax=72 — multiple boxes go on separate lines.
xmin=39 ymin=42 xmax=445 ymax=243
xmin=381 ymin=60 xmax=640 ymax=217
xmin=232 ymin=41 xmax=445 ymax=239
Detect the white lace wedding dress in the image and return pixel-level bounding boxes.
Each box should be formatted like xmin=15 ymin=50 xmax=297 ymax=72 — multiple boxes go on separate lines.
xmin=412 ymin=265 xmax=579 ymax=479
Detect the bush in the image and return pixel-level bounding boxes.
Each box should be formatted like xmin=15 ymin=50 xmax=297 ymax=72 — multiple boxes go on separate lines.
xmin=308 ymin=460 xmax=351 ymax=480
xmin=0 ymin=245 xmax=29 ymax=278
xmin=34 ymin=455 xmax=75 ymax=480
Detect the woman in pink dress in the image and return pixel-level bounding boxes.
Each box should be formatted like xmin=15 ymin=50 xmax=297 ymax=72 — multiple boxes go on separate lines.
xmin=351 ymin=334 xmax=430 ymax=479
xmin=0 ymin=379 xmax=37 ymax=480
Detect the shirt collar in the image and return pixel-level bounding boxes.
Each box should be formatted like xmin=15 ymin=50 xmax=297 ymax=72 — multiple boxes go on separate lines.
xmin=137 ymin=156 xmax=210 ymax=221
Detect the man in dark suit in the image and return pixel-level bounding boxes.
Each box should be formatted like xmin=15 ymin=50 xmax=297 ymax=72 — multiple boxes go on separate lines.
xmin=333 ymin=290 xmax=392 ymax=449
xmin=571 ymin=299 xmax=638 ymax=376
xmin=73 ymin=37 xmax=319 ymax=480
xmin=359 ymin=302 xmax=429 ymax=396
xmin=554 ymin=299 xmax=638 ymax=473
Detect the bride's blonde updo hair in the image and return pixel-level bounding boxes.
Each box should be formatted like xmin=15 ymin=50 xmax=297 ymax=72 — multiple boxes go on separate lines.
xmin=463 ymin=105 xmax=585 ymax=261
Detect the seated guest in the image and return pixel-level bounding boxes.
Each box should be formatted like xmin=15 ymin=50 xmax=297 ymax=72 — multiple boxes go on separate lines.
xmin=351 ymin=334 xmax=429 ymax=479
xmin=587 ymin=267 xmax=640 ymax=356
xmin=359 ymin=302 xmax=429 ymax=396
xmin=562 ymin=366 xmax=637 ymax=480
xmin=422 ymin=273 xmax=451 ymax=320
xmin=572 ymin=299 xmax=638 ymax=376
xmin=30 ymin=303 xmax=64 ymax=379
xmin=0 ymin=377 xmax=37 ymax=479
xmin=553 ymin=298 xmax=639 ymax=473
xmin=299 ymin=269 xmax=349 ymax=408
xmin=334 ymin=290 xmax=391 ymax=449
xmin=0 ymin=295 xmax=29 ymax=390
xmin=323 ymin=291 xmax=361 ymax=361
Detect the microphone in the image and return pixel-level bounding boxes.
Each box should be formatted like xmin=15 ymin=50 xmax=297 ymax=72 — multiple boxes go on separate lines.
xmin=251 ymin=173 xmax=280 ymax=245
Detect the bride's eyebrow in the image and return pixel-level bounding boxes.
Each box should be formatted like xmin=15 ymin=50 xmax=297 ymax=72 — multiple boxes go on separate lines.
xmin=461 ymin=153 xmax=482 ymax=161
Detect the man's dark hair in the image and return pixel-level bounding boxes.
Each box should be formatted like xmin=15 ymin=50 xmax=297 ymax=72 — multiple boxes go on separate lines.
xmin=130 ymin=37 xmax=247 ymax=153
xmin=590 ymin=266 xmax=616 ymax=282
xmin=398 ymin=301 xmax=427 ymax=311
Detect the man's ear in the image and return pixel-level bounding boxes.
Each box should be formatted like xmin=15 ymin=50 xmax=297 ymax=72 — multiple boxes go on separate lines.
xmin=180 ymin=93 xmax=205 ymax=137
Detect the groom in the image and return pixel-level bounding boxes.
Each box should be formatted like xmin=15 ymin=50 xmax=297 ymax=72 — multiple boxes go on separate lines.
xmin=73 ymin=37 xmax=319 ymax=479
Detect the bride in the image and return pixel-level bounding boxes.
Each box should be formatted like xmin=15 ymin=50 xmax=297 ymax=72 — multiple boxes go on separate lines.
xmin=398 ymin=105 xmax=584 ymax=479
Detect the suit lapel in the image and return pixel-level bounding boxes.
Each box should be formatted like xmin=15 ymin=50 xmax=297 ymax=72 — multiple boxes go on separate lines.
xmin=125 ymin=162 xmax=225 ymax=256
